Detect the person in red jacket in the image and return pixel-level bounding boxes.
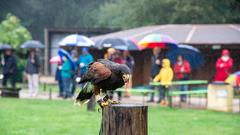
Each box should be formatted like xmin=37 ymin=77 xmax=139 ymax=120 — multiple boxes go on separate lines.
xmin=214 ymin=49 xmax=233 ymax=82
xmin=174 ymin=55 xmax=191 ymax=102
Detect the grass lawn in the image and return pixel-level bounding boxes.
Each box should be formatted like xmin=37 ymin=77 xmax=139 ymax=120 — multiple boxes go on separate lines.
xmin=0 ymin=98 xmax=239 ymax=135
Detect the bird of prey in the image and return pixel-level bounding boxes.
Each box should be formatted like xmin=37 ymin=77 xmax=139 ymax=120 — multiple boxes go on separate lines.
xmin=75 ymin=59 xmax=130 ymax=108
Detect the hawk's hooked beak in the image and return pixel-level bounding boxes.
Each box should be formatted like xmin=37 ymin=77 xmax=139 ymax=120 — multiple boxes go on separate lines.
xmin=122 ymin=74 xmax=130 ymax=83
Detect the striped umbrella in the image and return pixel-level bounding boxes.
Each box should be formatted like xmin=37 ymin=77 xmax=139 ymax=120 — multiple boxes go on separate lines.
xmin=138 ymin=34 xmax=178 ymax=49
xmin=225 ymin=71 xmax=240 ymax=87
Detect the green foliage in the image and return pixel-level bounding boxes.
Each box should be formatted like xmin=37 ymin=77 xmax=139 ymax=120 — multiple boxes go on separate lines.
xmin=0 ymin=0 xmax=240 ymax=41
xmin=97 ymin=0 xmax=240 ymax=28
xmin=0 ymin=13 xmax=32 ymax=48
xmin=0 ymin=0 xmax=104 ymax=41
xmin=0 ymin=98 xmax=239 ymax=135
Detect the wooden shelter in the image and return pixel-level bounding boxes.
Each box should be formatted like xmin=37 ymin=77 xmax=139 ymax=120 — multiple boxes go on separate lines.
xmin=91 ymin=24 xmax=240 ymax=86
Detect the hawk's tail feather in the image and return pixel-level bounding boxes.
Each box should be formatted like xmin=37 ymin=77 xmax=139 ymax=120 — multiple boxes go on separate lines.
xmin=75 ymin=82 xmax=94 ymax=105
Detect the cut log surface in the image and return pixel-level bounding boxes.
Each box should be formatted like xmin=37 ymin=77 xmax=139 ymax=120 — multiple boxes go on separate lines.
xmin=102 ymin=104 xmax=148 ymax=135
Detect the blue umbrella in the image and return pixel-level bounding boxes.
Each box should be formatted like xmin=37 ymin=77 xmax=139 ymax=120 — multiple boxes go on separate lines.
xmin=58 ymin=48 xmax=76 ymax=70
xmin=95 ymin=37 xmax=141 ymax=51
xmin=166 ymin=44 xmax=204 ymax=70
xmin=59 ymin=34 xmax=95 ymax=47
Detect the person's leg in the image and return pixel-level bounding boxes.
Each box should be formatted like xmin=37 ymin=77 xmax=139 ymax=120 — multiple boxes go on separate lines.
xmin=62 ymin=78 xmax=67 ymax=98
xmin=124 ymin=75 xmax=132 ymax=97
xmin=159 ymin=86 xmax=165 ymax=103
xmin=71 ymin=78 xmax=76 ymax=96
xmin=148 ymin=86 xmax=155 ymax=102
xmin=117 ymin=91 xmax=122 ymax=101
xmin=165 ymin=87 xmax=169 ymax=104
xmin=27 ymin=74 xmax=33 ymax=97
xmin=180 ymin=85 xmax=187 ymax=102
xmin=108 ymin=91 xmax=114 ymax=100
xmin=2 ymin=74 xmax=8 ymax=87
xmin=32 ymin=74 xmax=39 ymax=97
xmin=65 ymin=78 xmax=71 ymax=98
xmin=9 ymin=73 xmax=16 ymax=88
xmin=58 ymin=79 xmax=64 ymax=97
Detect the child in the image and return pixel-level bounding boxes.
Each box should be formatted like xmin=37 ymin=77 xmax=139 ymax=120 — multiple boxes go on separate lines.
xmin=153 ymin=59 xmax=173 ymax=105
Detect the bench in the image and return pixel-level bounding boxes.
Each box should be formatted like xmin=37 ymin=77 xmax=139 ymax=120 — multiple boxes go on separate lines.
xmin=150 ymin=80 xmax=208 ymax=86
xmin=116 ymin=88 xmax=154 ymax=103
xmin=0 ymin=87 xmax=22 ymax=98
xmin=150 ymin=80 xmax=208 ymax=107
xmin=168 ymin=89 xmax=208 ymax=107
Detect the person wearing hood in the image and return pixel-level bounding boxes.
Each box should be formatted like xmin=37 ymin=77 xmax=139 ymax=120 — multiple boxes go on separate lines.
xmin=77 ymin=48 xmax=94 ymax=77
xmin=214 ymin=49 xmax=233 ymax=82
xmin=153 ymin=59 xmax=174 ymax=105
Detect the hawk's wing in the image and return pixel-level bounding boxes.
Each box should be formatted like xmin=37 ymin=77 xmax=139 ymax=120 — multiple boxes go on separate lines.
xmin=80 ymin=61 xmax=112 ymax=84
xmin=97 ymin=59 xmax=120 ymax=73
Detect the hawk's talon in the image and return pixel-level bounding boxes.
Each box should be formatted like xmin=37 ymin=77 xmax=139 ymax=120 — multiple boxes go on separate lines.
xmin=108 ymin=99 xmax=120 ymax=104
xmin=97 ymin=99 xmax=109 ymax=108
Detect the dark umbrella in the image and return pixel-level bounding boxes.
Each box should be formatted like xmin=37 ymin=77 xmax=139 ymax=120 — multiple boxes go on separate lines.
xmin=95 ymin=37 xmax=141 ymax=51
xmin=20 ymin=40 xmax=45 ymax=49
xmin=166 ymin=44 xmax=204 ymax=70
xmin=0 ymin=44 xmax=13 ymax=50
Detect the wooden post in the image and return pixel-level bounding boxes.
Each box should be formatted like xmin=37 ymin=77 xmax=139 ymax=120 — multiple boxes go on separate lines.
xmin=101 ymin=104 xmax=148 ymax=135
xmin=49 ymin=88 xmax=52 ymax=100
xmin=87 ymin=96 xmax=96 ymax=111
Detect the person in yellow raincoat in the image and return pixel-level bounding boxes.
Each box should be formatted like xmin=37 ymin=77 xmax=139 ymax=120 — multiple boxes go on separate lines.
xmin=153 ymin=59 xmax=173 ymax=105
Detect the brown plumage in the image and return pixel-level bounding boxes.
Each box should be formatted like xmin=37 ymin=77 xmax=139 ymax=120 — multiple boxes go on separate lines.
xmin=76 ymin=59 xmax=130 ymax=104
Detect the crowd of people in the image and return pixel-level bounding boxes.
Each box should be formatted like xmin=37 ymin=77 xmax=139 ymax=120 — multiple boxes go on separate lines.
xmin=147 ymin=47 xmax=233 ymax=106
xmin=55 ymin=47 xmax=135 ymax=99
xmin=1 ymin=48 xmax=40 ymax=97
xmin=1 ymin=46 xmax=233 ymax=103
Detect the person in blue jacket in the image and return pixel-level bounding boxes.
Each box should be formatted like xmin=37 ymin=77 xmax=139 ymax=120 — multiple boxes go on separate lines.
xmin=77 ymin=48 xmax=94 ymax=77
xmin=61 ymin=57 xmax=72 ymax=99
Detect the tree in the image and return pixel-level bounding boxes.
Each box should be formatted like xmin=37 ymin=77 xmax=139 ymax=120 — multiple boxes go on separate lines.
xmin=0 ymin=13 xmax=32 ymax=48
xmin=97 ymin=0 xmax=240 ymax=28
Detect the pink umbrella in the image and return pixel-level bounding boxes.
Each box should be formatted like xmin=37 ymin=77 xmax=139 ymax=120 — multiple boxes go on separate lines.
xmin=49 ymin=55 xmax=61 ymax=64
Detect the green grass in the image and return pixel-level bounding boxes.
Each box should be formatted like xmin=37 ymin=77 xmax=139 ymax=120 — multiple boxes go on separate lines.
xmin=0 ymin=98 xmax=239 ymax=135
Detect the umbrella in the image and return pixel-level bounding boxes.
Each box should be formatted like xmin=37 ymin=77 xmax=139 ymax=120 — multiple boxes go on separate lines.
xmin=58 ymin=48 xmax=75 ymax=70
xmin=20 ymin=40 xmax=45 ymax=49
xmin=0 ymin=44 xmax=13 ymax=50
xmin=138 ymin=34 xmax=178 ymax=49
xmin=59 ymin=34 xmax=95 ymax=47
xmin=95 ymin=37 xmax=141 ymax=51
xmin=166 ymin=44 xmax=204 ymax=70
xmin=225 ymin=72 xmax=240 ymax=87
xmin=49 ymin=55 xmax=61 ymax=64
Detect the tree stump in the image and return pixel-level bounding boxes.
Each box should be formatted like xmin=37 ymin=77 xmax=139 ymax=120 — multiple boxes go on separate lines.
xmin=102 ymin=104 xmax=148 ymax=135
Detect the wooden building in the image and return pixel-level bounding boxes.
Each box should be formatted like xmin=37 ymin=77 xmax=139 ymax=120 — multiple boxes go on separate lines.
xmin=44 ymin=27 xmax=119 ymax=75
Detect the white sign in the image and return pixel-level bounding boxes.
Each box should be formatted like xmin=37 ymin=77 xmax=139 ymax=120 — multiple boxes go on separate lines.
xmin=217 ymin=90 xmax=228 ymax=98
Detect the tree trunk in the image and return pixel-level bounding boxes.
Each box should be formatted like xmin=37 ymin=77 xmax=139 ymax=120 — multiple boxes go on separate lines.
xmin=101 ymin=104 xmax=148 ymax=135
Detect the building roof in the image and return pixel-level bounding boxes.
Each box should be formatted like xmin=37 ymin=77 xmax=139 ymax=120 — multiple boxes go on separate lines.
xmin=91 ymin=24 xmax=240 ymax=45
